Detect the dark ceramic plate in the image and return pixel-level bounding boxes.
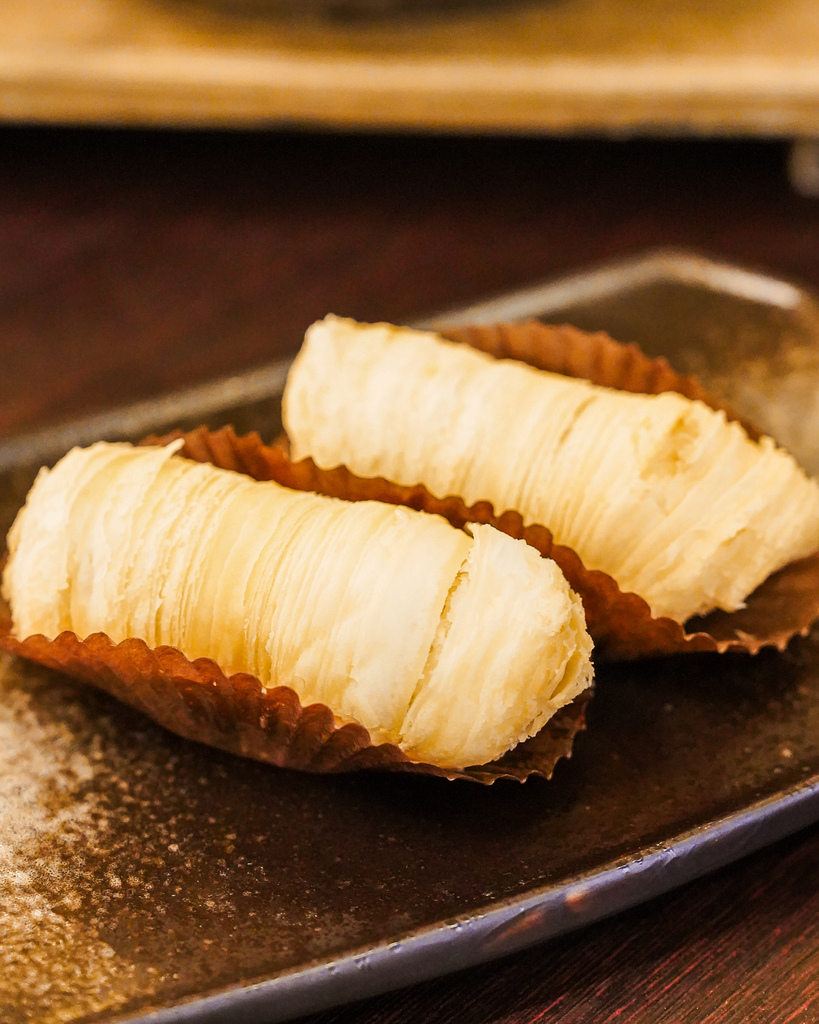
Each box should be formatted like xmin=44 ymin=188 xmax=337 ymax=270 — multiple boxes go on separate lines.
xmin=3 ymin=251 xmax=819 ymax=1024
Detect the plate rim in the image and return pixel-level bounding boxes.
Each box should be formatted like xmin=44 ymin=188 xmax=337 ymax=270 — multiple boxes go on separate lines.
xmin=118 ymin=774 xmax=819 ymax=1024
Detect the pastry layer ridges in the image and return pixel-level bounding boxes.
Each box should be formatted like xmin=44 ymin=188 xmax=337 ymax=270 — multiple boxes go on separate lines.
xmin=2 ymin=441 xmax=593 ymax=768
xmin=284 ymin=316 xmax=819 ymax=623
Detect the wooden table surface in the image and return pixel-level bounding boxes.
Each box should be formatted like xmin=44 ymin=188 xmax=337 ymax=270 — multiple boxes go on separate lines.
xmin=2 ymin=127 xmax=819 ymax=1023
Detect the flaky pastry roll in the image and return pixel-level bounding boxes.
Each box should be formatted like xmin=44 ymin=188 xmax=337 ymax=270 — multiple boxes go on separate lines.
xmin=2 ymin=440 xmax=593 ymax=770
xmin=283 ymin=317 xmax=819 ymax=625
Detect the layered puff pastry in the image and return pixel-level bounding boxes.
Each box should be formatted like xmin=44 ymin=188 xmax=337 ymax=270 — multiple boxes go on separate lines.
xmin=2 ymin=441 xmax=593 ymax=769
xmin=283 ymin=316 xmax=819 ymax=625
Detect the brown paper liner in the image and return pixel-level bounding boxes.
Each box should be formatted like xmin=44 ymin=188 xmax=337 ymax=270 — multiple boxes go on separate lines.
xmin=437 ymin=321 xmax=762 ymax=440
xmin=0 ymin=560 xmax=590 ymax=786
xmin=144 ymin=422 xmax=819 ymax=661
xmin=146 ymin=318 xmax=816 ymax=661
xmin=1 ymin=319 xmax=812 ymax=776
xmin=438 ymin=322 xmax=819 ymax=655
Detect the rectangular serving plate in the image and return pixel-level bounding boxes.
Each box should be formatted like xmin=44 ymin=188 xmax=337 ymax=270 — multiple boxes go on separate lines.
xmin=2 ymin=250 xmax=819 ymax=1024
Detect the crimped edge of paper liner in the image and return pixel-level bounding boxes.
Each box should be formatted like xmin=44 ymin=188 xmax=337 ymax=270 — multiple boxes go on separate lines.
xmin=272 ymin=317 xmax=818 ymax=660
xmin=0 ymin=550 xmax=590 ymax=786
xmin=438 ymin=321 xmax=762 ymax=438
xmin=151 ymin=422 xmax=819 ymax=661
xmin=441 ymin=322 xmax=819 ymax=656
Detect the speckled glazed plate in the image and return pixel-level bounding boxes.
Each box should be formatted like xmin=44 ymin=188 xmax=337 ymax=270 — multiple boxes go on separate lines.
xmin=3 ymin=251 xmax=819 ymax=1024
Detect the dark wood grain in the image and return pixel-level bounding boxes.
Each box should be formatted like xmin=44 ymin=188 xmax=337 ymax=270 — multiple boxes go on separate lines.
xmin=3 ymin=131 xmax=819 ymax=438
xmin=2 ymin=128 xmax=819 ymax=1024
xmin=299 ymin=824 xmax=819 ymax=1024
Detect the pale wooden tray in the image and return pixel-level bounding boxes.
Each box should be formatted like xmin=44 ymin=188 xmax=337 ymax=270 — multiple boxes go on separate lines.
xmin=2 ymin=0 xmax=819 ymax=133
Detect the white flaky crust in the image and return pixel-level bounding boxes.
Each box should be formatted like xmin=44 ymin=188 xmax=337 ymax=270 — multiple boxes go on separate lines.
xmin=2 ymin=441 xmax=593 ymax=769
xmin=283 ymin=316 xmax=819 ymax=624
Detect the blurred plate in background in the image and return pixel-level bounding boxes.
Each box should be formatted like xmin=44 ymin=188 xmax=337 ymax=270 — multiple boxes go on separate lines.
xmin=1 ymin=0 xmax=819 ymax=132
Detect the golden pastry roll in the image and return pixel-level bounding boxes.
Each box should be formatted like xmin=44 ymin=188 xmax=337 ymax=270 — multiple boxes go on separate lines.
xmin=2 ymin=441 xmax=593 ymax=770
xmin=283 ymin=316 xmax=819 ymax=625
